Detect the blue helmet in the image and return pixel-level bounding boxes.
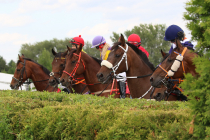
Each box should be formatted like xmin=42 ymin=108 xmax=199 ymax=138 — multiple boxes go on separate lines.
xmin=164 ymin=25 xmax=184 ymax=41
xmin=91 ymin=35 xmax=106 ymax=48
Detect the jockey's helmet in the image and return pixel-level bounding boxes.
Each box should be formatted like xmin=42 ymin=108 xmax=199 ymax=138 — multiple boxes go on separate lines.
xmin=164 ymin=25 xmax=184 ymax=41
xmin=70 ymin=35 xmax=85 ymax=47
xmin=91 ymin=35 xmax=106 ymax=48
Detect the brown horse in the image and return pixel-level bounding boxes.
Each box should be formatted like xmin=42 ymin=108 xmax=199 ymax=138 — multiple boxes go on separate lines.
xmin=10 ymin=55 xmax=58 ymax=92
xmin=59 ymin=46 xmax=128 ymax=98
xmin=96 ymin=34 xmax=166 ymax=99
xmin=49 ymin=48 xmax=89 ymax=94
xmin=150 ymin=39 xmax=198 ymax=100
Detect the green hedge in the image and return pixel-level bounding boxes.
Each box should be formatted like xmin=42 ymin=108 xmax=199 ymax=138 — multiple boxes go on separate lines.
xmin=0 ymin=90 xmax=194 ymax=140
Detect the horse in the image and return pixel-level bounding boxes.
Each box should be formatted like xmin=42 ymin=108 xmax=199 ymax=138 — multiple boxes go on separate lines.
xmin=10 ymin=54 xmax=58 ymax=92
xmin=96 ymin=34 xmax=166 ymax=99
xmin=59 ymin=46 xmax=129 ymax=98
xmin=49 ymin=48 xmax=89 ymax=94
xmin=150 ymin=39 xmax=198 ymax=100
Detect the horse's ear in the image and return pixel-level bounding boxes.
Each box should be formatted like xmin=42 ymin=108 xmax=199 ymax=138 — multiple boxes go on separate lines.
xmin=67 ymin=45 xmax=71 ymax=51
xmin=18 ymin=54 xmax=24 ymax=62
xmin=119 ymin=34 xmax=125 ymax=47
xmin=161 ymin=49 xmax=167 ymax=58
xmin=63 ymin=49 xmax=68 ymax=56
xmin=52 ymin=48 xmax=57 ymax=56
xmin=76 ymin=44 xmax=83 ymax=54
xmin=22 ymin=54 xmax=24 ymax=57
xmin=175 ymin=39 xmax=183 ymax=51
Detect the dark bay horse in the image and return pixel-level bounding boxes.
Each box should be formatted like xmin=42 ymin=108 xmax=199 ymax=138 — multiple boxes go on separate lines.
xmin=10 ymin=55 xmax=58 ymax=92
xmin=96 ymin=34 xmax=166 ymax=99
xmin=150 ymin=39 xmax=198 ymax=100
xmin=59 ymin=46 xmax=129 ymax=98
xmin=49 ymin=48 xmax=89 ymax=94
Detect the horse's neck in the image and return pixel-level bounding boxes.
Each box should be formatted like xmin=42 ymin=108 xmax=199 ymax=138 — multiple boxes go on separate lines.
xmin=184 ymin=51 xmax=198 ymax=77
xmin=82 ymin=56 xmax=109 ymax=92
xmin=126 ymin=51 xmax=153 ymax=98
xmin=28 ymin=62 xmax=56 ymax=92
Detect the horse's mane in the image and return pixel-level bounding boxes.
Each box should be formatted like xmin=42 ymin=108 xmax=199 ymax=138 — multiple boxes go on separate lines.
xmin=68 ymin=49 xmax=101 ymax=65
xmin=111 ymin=42 xmax=155 ymax=71
xmin=90 ymin=56 xmax=101 ymax=65
xmin=54 ymin=52 xmax=62 ymax=57
xmin=17 ymin=58 xmax=51 ymax=75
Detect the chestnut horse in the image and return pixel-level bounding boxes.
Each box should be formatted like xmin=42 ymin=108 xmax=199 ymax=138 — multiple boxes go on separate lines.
xmin=96 ymin=34 xmax=166 ymax=99
xmin=49 ymin=48 xmax=89 ymax=94
xmin=59 ymin=46 xmax=129 ymax=98
xmin=150 ymin=39 xmax=198 ymax=100
xmin=10 ymin=55 xmax=58 ymax=92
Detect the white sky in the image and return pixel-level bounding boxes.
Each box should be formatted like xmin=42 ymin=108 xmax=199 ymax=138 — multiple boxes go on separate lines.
xmin=0 ymin=0 xmax=192 ymax=63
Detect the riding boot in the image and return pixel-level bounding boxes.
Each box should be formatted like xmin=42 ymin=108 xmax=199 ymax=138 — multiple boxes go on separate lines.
xmin=118 ymin=81 xmax=126 ymax=99
xmin=62 ymin=88 xmax=71 ymax=94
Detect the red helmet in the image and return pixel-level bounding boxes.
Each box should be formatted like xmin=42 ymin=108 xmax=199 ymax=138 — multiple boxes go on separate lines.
xmin=70 ymin=35 xmax=84 ymax=47
xmin=128 ymin=34 xmax=141 ymax=43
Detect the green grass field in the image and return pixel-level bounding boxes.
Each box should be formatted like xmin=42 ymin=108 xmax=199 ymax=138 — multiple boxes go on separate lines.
xmin=0 ymin=90 xmax=194 ymax=140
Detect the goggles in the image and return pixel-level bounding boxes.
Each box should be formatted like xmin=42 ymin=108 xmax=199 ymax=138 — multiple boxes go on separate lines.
xmin=128 ymin=41 xmax=141 ymax=46
xmin=96 ymin=43 xmax=105 ymax=49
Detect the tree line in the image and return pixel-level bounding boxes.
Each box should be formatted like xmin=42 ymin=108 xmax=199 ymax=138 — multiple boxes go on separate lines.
xmin=1 ymin=23 xmax=171 ymax=74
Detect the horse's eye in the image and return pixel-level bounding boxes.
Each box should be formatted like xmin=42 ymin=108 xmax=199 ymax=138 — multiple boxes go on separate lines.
xmin=60 ymin=64 xmax=64 ymax=67
xmin=115 ymin=54 xmax=120 ymax=57
xmin=168 ymin=58 xmax=173 ymax=62
xmin=72 ymin=60 xmax=76 ymax=64
xmin=17 ymin=69 xmax=20 ymax=72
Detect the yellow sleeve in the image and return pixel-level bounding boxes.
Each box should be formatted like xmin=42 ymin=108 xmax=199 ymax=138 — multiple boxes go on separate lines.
xmin=82 ymin=49 xmax=86 ymax=53
xmin=103 ymin=50 xmax=111 ymax=60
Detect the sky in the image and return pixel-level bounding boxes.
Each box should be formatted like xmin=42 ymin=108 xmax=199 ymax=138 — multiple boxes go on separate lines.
xmin=0 ymin=0 xmax=192 ymax=63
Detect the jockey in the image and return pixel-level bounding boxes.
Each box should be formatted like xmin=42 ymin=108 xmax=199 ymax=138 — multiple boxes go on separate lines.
xmin=69 ymin=35 xmax=86 ymax=53
xmin=164 ymin=25 xmax=194 ymax=53
xmin=91 ymin=35 xmax=126 ymax=99
xmin=127 ymin=34 xmax=149 ymax=57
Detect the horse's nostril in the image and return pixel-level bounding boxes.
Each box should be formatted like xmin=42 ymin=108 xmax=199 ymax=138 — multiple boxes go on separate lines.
xmin=150 ymin=77 xmax=153 ymax=82
xmin=97 ymin=73 xmax=103 ymax=79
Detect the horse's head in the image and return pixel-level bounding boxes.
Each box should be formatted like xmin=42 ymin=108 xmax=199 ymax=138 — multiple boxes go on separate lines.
xmin=10 ymin=55 xmax=30 ymax=89
xmin=150 ymin=39 xmax=197 ymax=87
xmin=49 ymin=48 xmax=68 ymax=87
xmin=60 ymin=45 xmax=85 ymax=87
xmin=97 ymin=34 xmax=130 ymax=83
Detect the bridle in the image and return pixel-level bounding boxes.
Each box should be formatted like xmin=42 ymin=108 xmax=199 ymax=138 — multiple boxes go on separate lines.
xmin=63 ymin=52 xmax=86 ymax=83
xmin=12 ymin=59 xmax=28 ymax=88
xmin=100 ymin=44 xmax=154 ymax=99
xmin=101 ymin=44 xmax=128 ymax=77
xmin=12 ymin=59 xmax=54 ymax=91
xmin=157 ymin=47 xmax=188 ymax=100
xmin=49 ymin=57 xmax=66 ymax=84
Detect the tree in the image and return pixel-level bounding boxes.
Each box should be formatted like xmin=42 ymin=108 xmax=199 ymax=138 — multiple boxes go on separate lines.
xmin=7 ymin=60 xmax=16 ymax=74
xmin=83 ymin=41 xmax=100 ymax=59
xmin=184 ymin=0 xmax=210 ymax=53
xmin=180 ymin=0 xmax=210 ymax=139
xmin=20 ymin=38 xmax=72 ymax=62
xmin=0 ymin=56 xmax=7 ymax=72
xmin=110 ymin=24 xmax=170 ymax=66
xmin=37 ymin=48 xmax=52 ymax=71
